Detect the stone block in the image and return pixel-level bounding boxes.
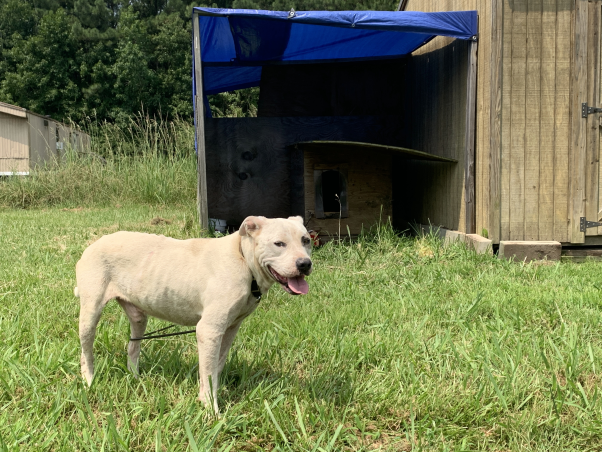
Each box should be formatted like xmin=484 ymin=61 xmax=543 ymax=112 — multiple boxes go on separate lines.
xmin=418 ymin=224 xmax=466 ymax=244
xmin=498 ymin=241 xmax=561 ymax=263
xmin=466 ymin=234 xmax=493 ymax=255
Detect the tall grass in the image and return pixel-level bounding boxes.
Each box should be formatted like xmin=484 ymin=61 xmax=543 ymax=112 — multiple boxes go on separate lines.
xmin=0 ymin=114 xmax=196 ymax=208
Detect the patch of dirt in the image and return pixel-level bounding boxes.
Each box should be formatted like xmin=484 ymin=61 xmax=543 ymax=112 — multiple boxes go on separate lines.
xmin=151 ymin=217 xmax=172 ymax=226
xmin=62 ymin=207 xmax=84 ymax=212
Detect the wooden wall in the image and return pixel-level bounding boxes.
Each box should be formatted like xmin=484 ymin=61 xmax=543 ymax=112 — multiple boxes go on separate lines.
xmin=500 ymin=0 xmax=573 ymax=242
xmin=407 ymin=0 xmax=574 ymax=243
xmin=302 ymin=146 xmax=393 ymax=235
xmin=405 ymin=0 xmax=489 ymax=234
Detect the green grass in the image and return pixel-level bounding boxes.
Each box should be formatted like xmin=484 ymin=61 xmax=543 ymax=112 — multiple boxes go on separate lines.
xmin=0 ymin=115 xmax=196 ymax=209
xmin=2 ymin=205 xmax=602 ymax=451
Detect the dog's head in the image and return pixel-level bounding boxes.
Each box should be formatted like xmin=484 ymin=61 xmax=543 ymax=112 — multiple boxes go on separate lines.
xmin=239 ymin=216 xmax=312 ymax=295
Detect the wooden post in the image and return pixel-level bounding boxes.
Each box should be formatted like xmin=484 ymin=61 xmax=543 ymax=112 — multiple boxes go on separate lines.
xmin=489 ymin=0 xmax=503 ymax=243
xmin=396 ymin=0 xmax=409 ymax=11
xmin=570 ymin=0 xmax=589 ymax=243
xmin=464 ymin=38 xmax=478 ymax=234
xmin=193 ymin=12 xmax=209 ymax=231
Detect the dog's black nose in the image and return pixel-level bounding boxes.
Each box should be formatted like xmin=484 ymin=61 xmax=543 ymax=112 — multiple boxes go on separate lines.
xmin=296 ymin=258 xmax=312 ymax=275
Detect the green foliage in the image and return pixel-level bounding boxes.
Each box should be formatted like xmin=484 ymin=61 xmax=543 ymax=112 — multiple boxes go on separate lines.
xmin=208 ymin=87 xmax=259 ymax=118
xmin=0 ymin=0 xmax=196 ymax=123
xmin=1 ymin=9 xmax=80 ymax=117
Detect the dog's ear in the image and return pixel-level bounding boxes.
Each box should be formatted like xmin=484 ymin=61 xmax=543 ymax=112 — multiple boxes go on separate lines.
xmin=239 ymin=216 xmax=266 ymax=236
xmin=288 ymin=216 xmax=304 ymax=224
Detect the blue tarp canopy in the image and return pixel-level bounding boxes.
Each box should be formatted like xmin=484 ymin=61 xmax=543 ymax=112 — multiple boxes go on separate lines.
xmin=192 ymin=8 xmax=478 ymax=95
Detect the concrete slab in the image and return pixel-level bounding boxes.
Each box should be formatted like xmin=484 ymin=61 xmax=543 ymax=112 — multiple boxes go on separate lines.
xmin=499 ymin=241 xmax=561 ymax=263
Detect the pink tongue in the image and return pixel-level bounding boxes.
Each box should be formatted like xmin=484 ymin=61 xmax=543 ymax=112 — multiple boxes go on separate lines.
xmin=287 ymin=276 xmax=309 ymax=294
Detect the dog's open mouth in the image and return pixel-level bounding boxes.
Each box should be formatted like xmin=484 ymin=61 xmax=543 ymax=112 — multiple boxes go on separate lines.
xmin=268 ymin=266 xmax=308 ymax=295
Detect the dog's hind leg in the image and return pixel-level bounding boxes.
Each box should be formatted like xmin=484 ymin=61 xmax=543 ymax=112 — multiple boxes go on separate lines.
xmin=117 ymin=299 xmax=148 ymax=378
xmin=79 ymin=293 xmax=106 ymax=386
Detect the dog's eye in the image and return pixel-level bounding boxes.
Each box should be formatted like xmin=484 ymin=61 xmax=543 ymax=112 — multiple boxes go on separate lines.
xmin=302 ymin=237 xmax=310 ymax=245
xmin=274 ymin=241 xmax=286 ymax=247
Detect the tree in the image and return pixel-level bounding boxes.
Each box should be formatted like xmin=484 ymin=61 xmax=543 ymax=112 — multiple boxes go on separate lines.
xmin=0 ymin=8 xmax=81 ymax=118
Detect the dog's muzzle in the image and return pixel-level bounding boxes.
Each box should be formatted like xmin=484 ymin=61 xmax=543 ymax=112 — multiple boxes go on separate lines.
xmin=296 ymin=258 xmax=312 ymax=276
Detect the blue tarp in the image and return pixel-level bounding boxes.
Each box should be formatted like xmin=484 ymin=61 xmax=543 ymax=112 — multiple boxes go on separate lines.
xmin=192 ymin=7 xmax=478 ymax=95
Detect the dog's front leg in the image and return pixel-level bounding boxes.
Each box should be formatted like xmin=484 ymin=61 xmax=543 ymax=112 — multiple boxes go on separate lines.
xmin=196 ymin=319 xmax=223 ymax=414
xmin=218 ymin=320 xmax=243 ymax=377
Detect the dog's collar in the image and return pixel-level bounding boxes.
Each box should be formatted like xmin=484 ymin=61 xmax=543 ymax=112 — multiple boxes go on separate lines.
xmin=251 ymin=278 xmax=262 ymax=301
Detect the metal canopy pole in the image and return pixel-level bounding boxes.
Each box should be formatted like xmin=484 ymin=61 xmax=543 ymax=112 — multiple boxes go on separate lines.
xmin=193 ymin=12 xmax=209 ymax=231
xmin=464 ymin=37 xmax=478 ymax=235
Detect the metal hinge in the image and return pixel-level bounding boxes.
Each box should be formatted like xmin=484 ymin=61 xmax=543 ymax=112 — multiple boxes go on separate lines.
xmin=582 ymin=103 xmax=602 ymax=118
xmin=580 ymin=217 xmax=602 ymax=232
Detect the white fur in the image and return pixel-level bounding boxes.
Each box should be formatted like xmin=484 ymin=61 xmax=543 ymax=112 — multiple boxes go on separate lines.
xmin=75 ymin=215 xmax=312 ymax=412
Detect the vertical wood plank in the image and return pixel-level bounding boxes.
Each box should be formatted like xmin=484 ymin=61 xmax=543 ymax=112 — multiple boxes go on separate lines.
xmin=554 ymin=0 xmax=571 ymax=243
xmin=193 ymin=12 xmax=209 ymax=230
xmin=538 ymin=0 xmax=557 ymax=240
xmin=524 ymin=0 xmax=542 ymax=240
xmin=501 ymin=0 xmax=514 ymax=240
xmin=586 ymin=2 xmax=601 ymax=233
xmin=489 ymin=0 xmax=504 ymax=243
xmin=570 ymin=0 xmax=589 ymax=243
xmin=510 ymin=0 xmax=527 ymax=240
xmin=465 ymin=40 xmax=478 ymax=234
xmin=477 ymin=0 xmax=492 ymax=239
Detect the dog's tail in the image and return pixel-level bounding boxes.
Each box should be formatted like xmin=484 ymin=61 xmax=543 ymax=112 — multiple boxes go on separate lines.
xmin=74 ymin=287 xmax=80 ymax=298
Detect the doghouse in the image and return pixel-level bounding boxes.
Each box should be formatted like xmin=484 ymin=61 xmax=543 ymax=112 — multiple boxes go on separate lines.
xmin=192 ymin=8 xmax=477 ymax=237
xmin=403 ymin=0 xmax=602 ymax=245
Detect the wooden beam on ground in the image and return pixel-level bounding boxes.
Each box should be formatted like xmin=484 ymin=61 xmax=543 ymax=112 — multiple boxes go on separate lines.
xmin=464 ymin=39 xmax=478 ymax=234
xmin=193 ymin=12 xmax=209 ymax=231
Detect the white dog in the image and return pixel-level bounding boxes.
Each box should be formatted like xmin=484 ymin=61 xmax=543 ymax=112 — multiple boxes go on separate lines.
xmin=75 ymin=215 xmax=312 ymax=412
